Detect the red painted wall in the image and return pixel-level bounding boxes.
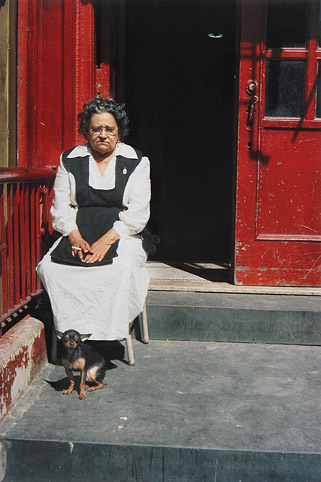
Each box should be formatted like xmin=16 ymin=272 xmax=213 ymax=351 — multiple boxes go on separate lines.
xmin=17 ymin=0 xmax=102 ymax=167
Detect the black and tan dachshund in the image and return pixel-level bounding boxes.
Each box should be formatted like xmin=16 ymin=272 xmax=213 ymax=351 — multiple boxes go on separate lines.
xmin=56 ymin=329 xmax=106 ymax=400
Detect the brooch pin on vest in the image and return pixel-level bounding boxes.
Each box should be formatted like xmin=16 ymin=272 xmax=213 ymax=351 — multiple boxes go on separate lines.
xmin=123 ymin=168 xmax=127 ymax=175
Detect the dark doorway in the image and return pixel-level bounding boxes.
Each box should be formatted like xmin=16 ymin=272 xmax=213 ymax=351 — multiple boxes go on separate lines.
xmin=124 ymin=0 xmax=237 ymax=263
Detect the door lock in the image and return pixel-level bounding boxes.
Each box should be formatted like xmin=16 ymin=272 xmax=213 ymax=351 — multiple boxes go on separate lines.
xmin=246 ymin=81 xmax=257 ymax=95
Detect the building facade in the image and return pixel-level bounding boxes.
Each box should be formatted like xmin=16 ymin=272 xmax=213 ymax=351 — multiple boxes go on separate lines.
xmin=0 ymin=0 xmax=320 ymax=286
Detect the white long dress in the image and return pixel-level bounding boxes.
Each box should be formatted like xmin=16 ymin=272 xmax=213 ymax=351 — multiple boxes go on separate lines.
xmin=36 ymin=142 xmax=150 ymax=340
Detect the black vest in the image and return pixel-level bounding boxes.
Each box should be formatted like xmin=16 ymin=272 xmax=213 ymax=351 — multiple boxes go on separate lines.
xmin=51 ymin=148 xmax=142 ymax=267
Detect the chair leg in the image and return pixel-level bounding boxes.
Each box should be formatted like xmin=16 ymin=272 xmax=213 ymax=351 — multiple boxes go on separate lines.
xmin=141 ymin=302 xmax=149 ymax=344
xmin=125 ymin=334 xmax=135 ymax=366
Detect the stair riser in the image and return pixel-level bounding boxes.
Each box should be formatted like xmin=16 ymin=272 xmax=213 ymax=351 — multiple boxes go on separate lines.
xmin=147 ymin=305 xmax=321 ymax=345
xmin=2 ymin=439 xmax=321 ymax=482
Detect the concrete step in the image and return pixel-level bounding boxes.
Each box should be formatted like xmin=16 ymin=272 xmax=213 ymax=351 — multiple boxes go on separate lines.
xmin=0 ymin=340 xmax=321 ymax=481
xmin=0 ymin=316 xmax=47 ymax=425
xmin=146 ymin=261 xmax=321 ymax=295
xmin=146 ymin=291 xmax=321 ymax=345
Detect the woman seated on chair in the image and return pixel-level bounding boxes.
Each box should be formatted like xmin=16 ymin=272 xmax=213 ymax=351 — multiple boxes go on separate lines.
xmin=37 ymin=95 xmax=151 ymax=340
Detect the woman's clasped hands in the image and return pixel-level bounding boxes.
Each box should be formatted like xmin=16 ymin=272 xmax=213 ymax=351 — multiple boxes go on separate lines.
xmin=68 ymin=228 xmax=120 ymax=263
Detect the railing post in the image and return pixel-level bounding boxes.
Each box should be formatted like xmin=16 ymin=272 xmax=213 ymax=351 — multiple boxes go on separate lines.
xmin=0 ymin=184 xmax=8 ymax=330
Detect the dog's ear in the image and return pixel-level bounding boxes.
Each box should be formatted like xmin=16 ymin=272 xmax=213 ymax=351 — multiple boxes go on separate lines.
xmin=55 ymin=331 xmax=64 ymax=340
xmin=80 ymin=334 xmax=92 ymax=342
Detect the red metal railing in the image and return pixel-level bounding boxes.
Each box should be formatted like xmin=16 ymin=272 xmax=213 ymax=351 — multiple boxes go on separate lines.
xmin=0 ymin=167 xmax=56 ymax=335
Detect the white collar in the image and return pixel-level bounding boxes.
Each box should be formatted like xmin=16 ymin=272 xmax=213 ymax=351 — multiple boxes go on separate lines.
xmin=66 ymin=142 xmax=139 ymax=159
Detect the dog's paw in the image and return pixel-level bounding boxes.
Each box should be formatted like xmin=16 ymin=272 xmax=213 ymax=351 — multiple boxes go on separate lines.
xmin=63 ymin=389 xmax=73 ymax=395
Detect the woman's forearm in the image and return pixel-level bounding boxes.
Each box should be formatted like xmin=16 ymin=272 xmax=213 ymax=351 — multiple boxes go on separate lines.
xmin=100 ymin=228 xmax=120 ymax=246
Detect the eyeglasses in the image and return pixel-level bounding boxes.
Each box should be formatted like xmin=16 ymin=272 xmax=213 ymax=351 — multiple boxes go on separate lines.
xmin=89 ymin=126 xmax=118 ymax=136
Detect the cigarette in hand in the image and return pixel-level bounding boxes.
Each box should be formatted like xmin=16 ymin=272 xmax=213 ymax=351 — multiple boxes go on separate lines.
xmin=71 ymin=246 xmax=82 ymax=251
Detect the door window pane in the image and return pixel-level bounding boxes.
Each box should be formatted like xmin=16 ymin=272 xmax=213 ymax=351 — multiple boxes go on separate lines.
xmin=317 ymin=62 xmax=321 ymax=118
xmin=265 ymin=60 xmax=305 ymax=117
xmin=266 ymin=0 xmax=307 ymax=48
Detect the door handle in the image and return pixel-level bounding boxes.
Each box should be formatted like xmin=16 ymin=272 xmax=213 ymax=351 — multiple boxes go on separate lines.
xmin=246 ymin=95 xmax=258 ymax=130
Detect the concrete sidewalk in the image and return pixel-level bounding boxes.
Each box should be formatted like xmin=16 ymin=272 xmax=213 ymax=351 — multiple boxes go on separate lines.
xmin=1 ymin=339 xmax=321 ymax=481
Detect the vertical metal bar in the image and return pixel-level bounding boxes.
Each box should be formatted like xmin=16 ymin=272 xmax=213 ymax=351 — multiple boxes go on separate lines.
xmin=13 ymin=182 xmax=21 ymax=306
xmin=30 ymin=182 xmax=36 ymax=295
xmin=24 ymin=182 xmax=31 ymax=298
xmin=19 ymin=183 xmax=26 ymax=302
xmin=35 ymin=184 xmax=42 ymax=291
xmin=0 ymin=184 xmax=8 ymax=318
xmin=7 ymin=183 xmax=14 ymax=310
xmin=48 ymin=181 xmax=54 ymax=236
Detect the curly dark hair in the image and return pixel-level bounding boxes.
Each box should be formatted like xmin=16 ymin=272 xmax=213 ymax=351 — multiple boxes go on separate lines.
xmin=78 ymin=95 xmax=129 ymax=140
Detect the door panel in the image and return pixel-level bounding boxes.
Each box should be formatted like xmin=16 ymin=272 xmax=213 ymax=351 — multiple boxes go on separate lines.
xmin=234 ymin=0 xmax=321 ymax=286
xmin=258 ymin=130 xmax=321 ymax=241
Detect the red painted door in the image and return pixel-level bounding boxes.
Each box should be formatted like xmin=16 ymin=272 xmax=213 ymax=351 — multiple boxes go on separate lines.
xmin=234 ymin=0 xmax=321 ymax=286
